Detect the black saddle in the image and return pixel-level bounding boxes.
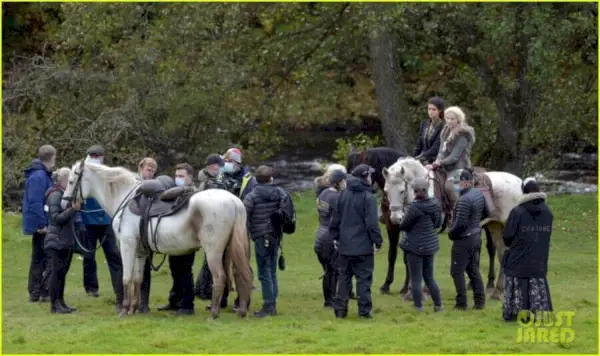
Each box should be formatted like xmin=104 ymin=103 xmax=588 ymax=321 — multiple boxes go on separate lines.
xmin=127 ymin=176 xmax=197 ymax=253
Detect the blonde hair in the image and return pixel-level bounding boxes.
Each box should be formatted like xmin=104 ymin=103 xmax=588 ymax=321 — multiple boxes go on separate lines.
xmin=444 ymin=106 xmax=467 ymax=126
xmin=138 ymin=157 xmax=157 ymax=170
xmin=55 ymin=167 xmax=71 ymax=183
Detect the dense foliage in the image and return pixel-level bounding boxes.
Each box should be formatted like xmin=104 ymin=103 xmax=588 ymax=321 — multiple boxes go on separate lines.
xmin=3 ymin=3 xmax=597 ymax=205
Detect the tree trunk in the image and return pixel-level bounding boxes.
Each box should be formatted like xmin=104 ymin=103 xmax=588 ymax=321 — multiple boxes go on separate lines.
xmin=368 ymin=24 xmax=410 ymax=154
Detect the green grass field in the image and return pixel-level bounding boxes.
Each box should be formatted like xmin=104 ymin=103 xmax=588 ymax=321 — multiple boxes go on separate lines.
xmin=2 ymin=192 xmax=598 ymax=354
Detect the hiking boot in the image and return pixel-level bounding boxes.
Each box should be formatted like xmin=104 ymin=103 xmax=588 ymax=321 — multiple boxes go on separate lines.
xmin=253 ymin=305 xmax=276 ymax=318
xmin=414 ymin=306 xmax=424 ymax=312
xmin=453 ymin=305 xmax=468 ymax=311
xmin=434 ymin=305 xmax=444 ymax=312
xmin=158 ymin=303 xmax=178 ymax=312
xmin=137 ymin=304 xmax=150 ymax=313
xmin=175 ymin=308 xmax=195 ymax=316
xmin=86 ymin=290 xmax=99 ymax=298
xmin=29 ymin=295 xmax=40 ymax=302
xmin=334 ymin=310 xmax=347 ymax=319
xmin=60 ymin=300 xmax=77 ymax=312
xmin=51 ymin=301 xmax=71 ymax=314
xmin=359 ymin=313 xmax=373 ymax=319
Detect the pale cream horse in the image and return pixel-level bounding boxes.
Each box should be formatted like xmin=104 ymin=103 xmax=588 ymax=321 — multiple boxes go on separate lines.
xmin=62 ymin=160 xmax=253 ymax=319
xmin=382 ymin=157 xmax=523 ymax=299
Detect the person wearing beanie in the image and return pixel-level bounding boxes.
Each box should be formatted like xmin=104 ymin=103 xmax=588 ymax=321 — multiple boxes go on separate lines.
xmin=414 ymin=97 xmax=445 ymax=165
xmin=397 ymin=177 xmax=444 ymax=312
xmin=448 ymin=167 xmax=488 ymax=310
xmin=502 ymin=178 xmax=554 ymax=322
xmin=329 ymin=164 xmax=383 ymax=319
xmin=81 ymin=145 xmax=124 ymax=313
xmin=197 ymin=153 xmax=226 ymax=191
xmin=315 ymin=169 xmax=347 ymax=308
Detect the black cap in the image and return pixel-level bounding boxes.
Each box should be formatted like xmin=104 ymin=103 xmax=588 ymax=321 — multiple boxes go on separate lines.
xmin=86 ymin=144 xmax=105 ymax=156
xmin=351 ymin=164 xmax=375 ymax=178
xmin=330 ymin=169 xmax=347 ymax=184
xmin=450 ymin=168 xmax=474 ymax=183
xmin=522 ymin=177 xmax=540 ymax=193
xmin=205 ymin=153 xmax=224 ymax=167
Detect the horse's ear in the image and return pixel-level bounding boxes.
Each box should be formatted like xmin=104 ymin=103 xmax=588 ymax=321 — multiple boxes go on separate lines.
xmin=400 ymin=166 xmax=405 ymax=176
xmin=382 ymin=167 xmax=389 ymax=179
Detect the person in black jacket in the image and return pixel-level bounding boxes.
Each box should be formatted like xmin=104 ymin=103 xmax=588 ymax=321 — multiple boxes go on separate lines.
xmin=44 ymin=167 xmax=80 ymax=314
xmin=448 ymin=168 xmax=488 ymax=310
xmin=502 ymin=178 xmax=553 ymax=322
xmin=329 ymin=164 xmax=383 ymax=319
xmin=315 ymin=169 xmax=346 ymax=308
xmin=243 ymin=165 xmax=287 ymax=318
xmin=398 ymin=177 xmax=443 ymax=312
xmin=414 ymin=97 xmax=445 ymax=165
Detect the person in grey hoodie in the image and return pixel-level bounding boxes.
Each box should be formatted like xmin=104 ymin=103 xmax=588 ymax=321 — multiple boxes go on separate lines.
xmin=397 ymin=177 xmax=443 ymax=312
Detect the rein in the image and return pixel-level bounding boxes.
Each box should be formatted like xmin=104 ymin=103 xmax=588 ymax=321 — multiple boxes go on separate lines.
xmin=65 ymin=160 xmax=141 ymax=254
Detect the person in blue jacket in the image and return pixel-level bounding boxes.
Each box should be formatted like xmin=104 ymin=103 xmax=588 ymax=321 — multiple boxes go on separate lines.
xmin=81 ymin=145 xmax=124 ymax=313
xmin=22 ymin=144 xmax=56 ymax=302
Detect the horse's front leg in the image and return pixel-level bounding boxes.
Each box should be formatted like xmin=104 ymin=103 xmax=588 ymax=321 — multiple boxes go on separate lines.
xmin=129 ymin=255 xmax=146 ymax=315
xmin=485 ymin=227 xmax=496 ymax=291
xmin=118 ymin=240 xmax=137 ymax=317
xmin=380 ymin=225 xmax=400 ymax=294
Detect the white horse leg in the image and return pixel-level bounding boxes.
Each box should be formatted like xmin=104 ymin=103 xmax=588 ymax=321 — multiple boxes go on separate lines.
xmin=129 ymin=255 xmax=146 ymax=315
xmin=206 ymin=249 xmax=227 ymax=320
xmin=119 ymin=240 xmax=137 ymax=317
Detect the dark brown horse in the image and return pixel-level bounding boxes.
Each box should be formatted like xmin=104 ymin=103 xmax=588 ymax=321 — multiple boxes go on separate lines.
xmin=346 ymin=147 xmax=497 ymax=295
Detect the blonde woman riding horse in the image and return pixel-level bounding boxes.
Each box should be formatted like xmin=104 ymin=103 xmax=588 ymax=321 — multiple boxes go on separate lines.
xmin=425 ymin=106 xmax=478 ymax=215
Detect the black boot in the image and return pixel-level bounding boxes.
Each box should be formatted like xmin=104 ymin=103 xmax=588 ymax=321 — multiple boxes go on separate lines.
xmin=51 ymin=300 xmax=71 ymax=314
xmin=175 ymin=308 xmax=195 ymax=316
xmin=253 ymin=304 xmax=276 ymax=318
xmin=60 ymin=299 xmax=77 ymax=312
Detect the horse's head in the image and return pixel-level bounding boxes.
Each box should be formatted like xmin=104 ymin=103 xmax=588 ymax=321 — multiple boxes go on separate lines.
xmin=382 ymin=159 xmax=419 ymax=224
xmin=62 ymin=160 xmax=92 ymax=206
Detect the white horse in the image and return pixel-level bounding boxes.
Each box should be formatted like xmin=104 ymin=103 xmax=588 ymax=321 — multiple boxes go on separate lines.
xmin=62 ymin=160 xmax=253 ymax=319
xmin=382 ymin=157 xmax=523 ymax=299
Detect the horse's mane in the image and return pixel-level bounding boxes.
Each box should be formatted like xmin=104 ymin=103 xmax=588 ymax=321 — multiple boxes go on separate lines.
xmin=75 ymin=161 xmax=140 ymax=201
xmin=387 ymin=157 xmax=426 ymax=181
xmin=346 ymin=147 xmax=406 ymax=174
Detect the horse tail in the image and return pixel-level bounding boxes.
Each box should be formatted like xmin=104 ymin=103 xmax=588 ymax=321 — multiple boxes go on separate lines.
xmin=227 ymin=200 xmax=253 ymax=318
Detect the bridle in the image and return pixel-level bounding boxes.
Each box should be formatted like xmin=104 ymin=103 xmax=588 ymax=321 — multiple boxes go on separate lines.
xmin=62 ymin=159 xmax=140 ymax=253
xmin=387 ymin=178 xmax=411 ymax=215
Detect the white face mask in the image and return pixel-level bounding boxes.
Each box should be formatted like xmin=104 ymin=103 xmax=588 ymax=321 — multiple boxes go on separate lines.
xmin=87 ymin=158 xmax=102 ymax=165
xmin=223 ymin=162 xmax=235 ymax=173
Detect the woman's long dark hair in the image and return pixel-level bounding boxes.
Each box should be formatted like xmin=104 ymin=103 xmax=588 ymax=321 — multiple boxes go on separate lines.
xmin=428 ymin=96 xmax=445 ymax=119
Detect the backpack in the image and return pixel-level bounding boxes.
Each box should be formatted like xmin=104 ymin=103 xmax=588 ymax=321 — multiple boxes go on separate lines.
xmin=279 ymin=191 xmax=296 ymax=235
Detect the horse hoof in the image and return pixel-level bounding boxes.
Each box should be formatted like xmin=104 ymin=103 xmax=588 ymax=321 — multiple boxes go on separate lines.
xmin=490 ymin=291 xmax=502 ymax=300
xmin=119 ymin=309 xmax=128 ymax=318
xmin=238 ymin=311 xmax=248 ymax=319
xmin=380 ymin=286 xmax=391 ymax=295
xmin=399 ymin=288 xmax=408 ymax=295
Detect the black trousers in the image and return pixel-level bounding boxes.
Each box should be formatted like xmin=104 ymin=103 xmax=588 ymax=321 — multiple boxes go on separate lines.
xmin=28 ymin=231 xmax=50 ymax=299
xmin=47 ymin=248 xmax=73 ymax=305
xmin=82 ymin=225 xmax=124 ymax=304
xmin=167 ymin=252 xmax=196 ymax=310
xmin=140 ymin=256 xmax=151 ymax=308
xmin=315 ymin=243 xmax=339 ymax=305
xmin=406 ymin=252 xmax=442 ymax=308
xmin=450 ymin=239 xmax=485 ymax=308
xmin=334 ymin=254 xmax=374 ymax=316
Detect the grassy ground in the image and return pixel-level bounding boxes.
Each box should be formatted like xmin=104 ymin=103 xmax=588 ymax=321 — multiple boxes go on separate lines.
xmin=2 ymin=192 xmax=598 ymax=354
